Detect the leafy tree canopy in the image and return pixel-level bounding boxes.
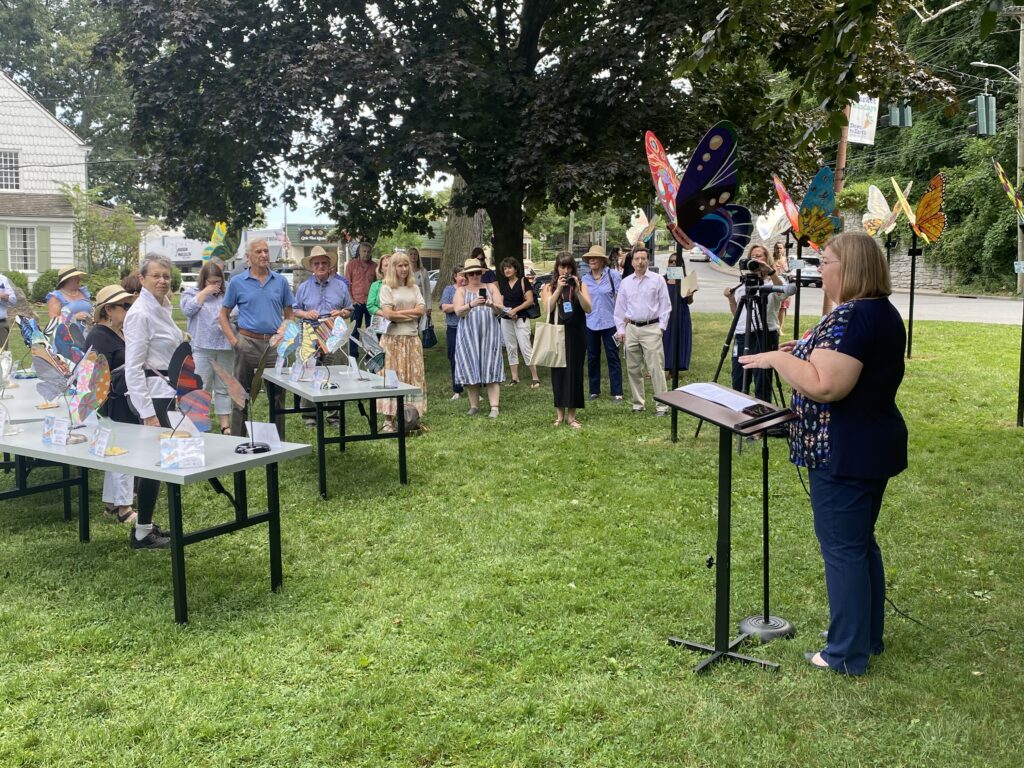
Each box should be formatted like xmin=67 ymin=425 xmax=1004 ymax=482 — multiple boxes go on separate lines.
xmin=101 ymin=0 xmax=892 ymax=260
xmin=0 ymin=0 xmax=166 ymax=215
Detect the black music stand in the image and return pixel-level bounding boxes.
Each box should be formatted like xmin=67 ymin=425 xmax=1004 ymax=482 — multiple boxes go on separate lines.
xmin=655 ymin=384 xmax=796 ymax=674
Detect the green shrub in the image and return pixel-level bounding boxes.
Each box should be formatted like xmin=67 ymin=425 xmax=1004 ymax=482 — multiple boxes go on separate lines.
xmin=85 ymin=267 xmax=122 ymax=298
xmin=30 ymin=269 xmax=59 ymax=303
xmin=171 ymin=265 xmax=181 ymax=292
xmin=2 ymin=270 xmax=29 ymax=294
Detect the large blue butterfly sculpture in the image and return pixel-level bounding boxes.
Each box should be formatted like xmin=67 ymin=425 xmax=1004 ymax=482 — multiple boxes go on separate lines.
xmin=672 ymin=122 xmax=752 ymax=267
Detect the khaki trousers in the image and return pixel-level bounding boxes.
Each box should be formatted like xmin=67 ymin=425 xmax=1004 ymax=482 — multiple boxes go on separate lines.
xmin=625 ymin=323 xmax=667 ymax=409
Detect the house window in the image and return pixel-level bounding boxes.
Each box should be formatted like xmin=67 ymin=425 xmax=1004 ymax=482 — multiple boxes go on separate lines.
xmin=0 ymin=151 xmax=19 ymax=190
xmin=9 ymin=227 xmax=36 ymax=271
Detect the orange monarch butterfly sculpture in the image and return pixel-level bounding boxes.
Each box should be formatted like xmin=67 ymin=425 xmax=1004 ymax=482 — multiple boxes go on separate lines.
xmin=891 ymin=174 xmax=946 ymax=244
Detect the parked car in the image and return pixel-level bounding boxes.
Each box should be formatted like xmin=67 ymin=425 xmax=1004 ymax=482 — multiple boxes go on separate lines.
xmin=179 ymin=272 xmax=199 ymax=292
xmin=787 ymin=257 xmax=822 ymax=288
xmin=428 ymin=269 xmax=439 ymax=296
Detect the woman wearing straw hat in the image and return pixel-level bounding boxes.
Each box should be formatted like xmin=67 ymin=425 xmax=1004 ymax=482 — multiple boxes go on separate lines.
xmin=46 ymin=266 xmax=92 ymax=322
xmin=85 ymin=285 xmax=138 ymax=524
xmin=453 ymin=257 xmax=505 ymax=417
xmin=181 ymin=260 xmax=235 ymax=434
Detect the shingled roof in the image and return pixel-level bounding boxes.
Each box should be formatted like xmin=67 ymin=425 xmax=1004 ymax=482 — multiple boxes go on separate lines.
xmin=0 ymin=193 xmax=75 ymax=218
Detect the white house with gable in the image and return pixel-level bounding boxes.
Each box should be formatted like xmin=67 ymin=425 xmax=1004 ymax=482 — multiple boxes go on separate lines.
xmin=0 ymin=70 xmax=90 ymax=285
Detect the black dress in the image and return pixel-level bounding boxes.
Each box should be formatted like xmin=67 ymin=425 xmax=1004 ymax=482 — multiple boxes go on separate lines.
xmin=84 ymin=324 xmax=138 ymax=425
xmin=550 ymin=286 xmax=586 ymax=409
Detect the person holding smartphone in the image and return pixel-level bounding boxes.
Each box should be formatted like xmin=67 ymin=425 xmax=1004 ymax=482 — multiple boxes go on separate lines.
xmin=542 ymin=251 xmax=592 ymax=428
xmin=453 ymin=257 xmax=505 ymax=417
xmin=181 ymin=260 xmax=234 ymax=434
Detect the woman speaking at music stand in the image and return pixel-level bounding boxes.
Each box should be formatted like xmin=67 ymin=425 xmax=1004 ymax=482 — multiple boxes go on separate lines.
xmin=739 ymin=232 xmax=907 ymax=676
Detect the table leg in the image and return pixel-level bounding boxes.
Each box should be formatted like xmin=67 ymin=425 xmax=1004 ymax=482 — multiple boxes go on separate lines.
xmin=168 ymin=484 xmax=188 ymax=624
xmin=369 ymin=398 xmax=378 ymax=435
xmin=316 ymin=401 xmax=327 ymax=499
xmin=77 ymin=466 xmax=89 ymax=543
xmin=339 ymin=401 xmax=346 ymax=453
xmin=397 ymin=395 xmax=408 ymax=485
xmin=233 ymin=471 xmax=248 ymax=523
xmin=266 ymin=462 xmax=282 ymax=592
xmin=62 ymin=463 xmax=71 ymax=521
xmin=268 ymin=382 xmax=283 ymax=442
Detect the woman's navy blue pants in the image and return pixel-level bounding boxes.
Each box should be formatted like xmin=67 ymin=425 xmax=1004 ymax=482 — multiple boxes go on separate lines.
xmin=809 ymin=466 xmax=889 ymax=675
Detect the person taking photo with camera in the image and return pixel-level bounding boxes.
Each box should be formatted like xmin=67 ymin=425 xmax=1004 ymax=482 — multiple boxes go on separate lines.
xmin=541 ymin=251 xmax=592 ymax=428
xmin=725 ymin=244 xmax=787 ymax=403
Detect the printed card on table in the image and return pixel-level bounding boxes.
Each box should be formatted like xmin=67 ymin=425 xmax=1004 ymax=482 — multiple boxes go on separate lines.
xmin=89 ymin=426 xmax=112 ymax=457
xmin=159 ymin=437 xmax=206 ymax=469
xmin=384 ymin=369 xmax=400 ymax=389
xmin=44 ymin=416 xmax=71 ymax=446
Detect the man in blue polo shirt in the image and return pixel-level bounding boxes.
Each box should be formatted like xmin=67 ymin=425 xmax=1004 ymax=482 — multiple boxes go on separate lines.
xmin=219 ymin=238 xmax=295 ymax=436
xmin=293 ymin=245 xmax=353 ymax=426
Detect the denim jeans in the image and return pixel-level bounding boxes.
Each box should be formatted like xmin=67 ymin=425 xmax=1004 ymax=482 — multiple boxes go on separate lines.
xmin=809 ymin=466 xmax=889 ymax=675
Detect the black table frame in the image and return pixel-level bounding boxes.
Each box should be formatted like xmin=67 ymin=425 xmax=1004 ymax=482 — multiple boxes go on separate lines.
xmin=1 ymin=457 xmax=284 ymax=624
xmin=267 ymin=383 xmax=408 ymax=499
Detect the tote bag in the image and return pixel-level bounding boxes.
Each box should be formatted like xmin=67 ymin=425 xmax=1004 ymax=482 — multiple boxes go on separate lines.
xmin=530 ymin=301 xmax=566 ymax=368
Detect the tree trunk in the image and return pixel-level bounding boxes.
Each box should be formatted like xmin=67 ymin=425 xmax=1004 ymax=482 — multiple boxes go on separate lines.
xmin=440 ymin=175 xmax=484 ymax=282
xmin=488 ymin=198 xmax=524 ymax=271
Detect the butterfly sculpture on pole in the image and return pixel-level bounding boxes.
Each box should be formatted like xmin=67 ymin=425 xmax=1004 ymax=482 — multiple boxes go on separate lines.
xmin=772 ymin=167 xmax=843 ymax=252
xmin=890 ymin=173 xmax=947 ymax=359
xmin=645 ymin=124 xmax=752 ymax=266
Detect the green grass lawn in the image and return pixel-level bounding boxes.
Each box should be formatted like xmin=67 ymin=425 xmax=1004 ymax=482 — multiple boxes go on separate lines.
xmin=1 ymin=308 xmax=1022 ymax=766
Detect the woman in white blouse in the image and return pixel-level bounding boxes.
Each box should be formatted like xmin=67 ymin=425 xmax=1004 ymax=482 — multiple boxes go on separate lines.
xmin=123 ymin=254 xmax=184 ymax=550
xmin=377 ymin=252 xmax=426 ymax=432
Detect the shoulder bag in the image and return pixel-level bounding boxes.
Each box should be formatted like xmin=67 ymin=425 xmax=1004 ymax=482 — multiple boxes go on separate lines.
xmin=530 ymin=297 xmax=566 ymax=368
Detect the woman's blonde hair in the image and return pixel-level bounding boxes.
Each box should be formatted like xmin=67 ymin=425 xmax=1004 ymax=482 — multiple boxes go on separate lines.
xmin=376 ymin=253 xmax=391 ymax=280
xmin=828 ymin=232 xmax=891 ymax=302
xmin=385 ymin=252 xmax=414 ymax=288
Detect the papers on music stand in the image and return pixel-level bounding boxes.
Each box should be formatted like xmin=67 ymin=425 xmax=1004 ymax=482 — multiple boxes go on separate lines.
xmin=677 ymin=383 xmax=757 ymax=411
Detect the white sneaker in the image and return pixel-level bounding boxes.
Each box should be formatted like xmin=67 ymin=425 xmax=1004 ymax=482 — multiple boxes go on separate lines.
xmin=450 ymin=393 xmax=461 ymax=400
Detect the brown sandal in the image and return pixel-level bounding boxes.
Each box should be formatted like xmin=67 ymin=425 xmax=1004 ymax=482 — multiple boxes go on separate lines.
xmin=568 ymin=420 xmax=583 ymax=429
xmin=531 ymin=380 xmax=541 ymax=389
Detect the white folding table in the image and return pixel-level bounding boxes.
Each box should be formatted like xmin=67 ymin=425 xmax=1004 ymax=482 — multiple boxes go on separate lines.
xmin=0 ymin=421 xmax=310 ymax=623
xmin=262 ymin=366 xmax=420 ymax=498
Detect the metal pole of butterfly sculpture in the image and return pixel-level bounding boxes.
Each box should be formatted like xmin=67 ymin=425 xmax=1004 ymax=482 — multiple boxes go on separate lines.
xmin=891 ymin=174 xmax=947 ymax=361
xmin=213 ymin=347 xmax=274 ymax=454
xmin=990 ymin=159 xmax=1024 ymax=427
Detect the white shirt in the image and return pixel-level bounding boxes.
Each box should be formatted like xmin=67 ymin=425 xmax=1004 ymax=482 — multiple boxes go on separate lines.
xmin=613 ymin=270 xmax=672 ymax=334
xmin=124 ymin=287 xmax=183 ymax=419
xmin=0 ymin=274 xmax=16 ymax=320
xmin=733 ymin=280 xmax=785 ymax=334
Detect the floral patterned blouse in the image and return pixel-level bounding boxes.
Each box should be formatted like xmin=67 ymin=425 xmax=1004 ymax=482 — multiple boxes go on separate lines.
xmin=788 ymin=298 xmax=908 ymax=479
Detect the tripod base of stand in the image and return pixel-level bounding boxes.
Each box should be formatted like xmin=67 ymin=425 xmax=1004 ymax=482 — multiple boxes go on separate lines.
xmin=234 ymin=442 xmax=271 ymax=454
xmin=738 ymin=614 xmax=795 ymax=642
xmin=668 ymin=633 xmax=779 ymax=674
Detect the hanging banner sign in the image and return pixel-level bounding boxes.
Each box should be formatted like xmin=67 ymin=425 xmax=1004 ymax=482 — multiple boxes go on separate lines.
xmin=849 ymin=94 xmax=880 ymax=146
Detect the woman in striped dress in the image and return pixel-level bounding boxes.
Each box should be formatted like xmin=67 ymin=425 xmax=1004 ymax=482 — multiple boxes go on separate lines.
xmin=453 ymin=257 xmax=505 ymax=417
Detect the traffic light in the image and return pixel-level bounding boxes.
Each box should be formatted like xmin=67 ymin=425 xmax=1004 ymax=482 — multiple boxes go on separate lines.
xmin=888 ymin=102 xmax=913 ymax=128
xmin=968 ymin=94 xmax=997 ymax=136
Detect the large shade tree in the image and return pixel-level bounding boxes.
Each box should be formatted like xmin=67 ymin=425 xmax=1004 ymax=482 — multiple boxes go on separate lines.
xmin=100 ymin=0 xmax=950 ymax=258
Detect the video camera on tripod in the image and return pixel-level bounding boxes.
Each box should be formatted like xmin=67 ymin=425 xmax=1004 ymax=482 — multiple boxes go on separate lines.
xmin=733 ymin=257 xmax=797 ymax=298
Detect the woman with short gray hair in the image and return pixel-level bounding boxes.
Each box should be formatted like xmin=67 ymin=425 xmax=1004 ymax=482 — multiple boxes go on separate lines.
xmin=122 ymin=254 xmax=183 ymax=549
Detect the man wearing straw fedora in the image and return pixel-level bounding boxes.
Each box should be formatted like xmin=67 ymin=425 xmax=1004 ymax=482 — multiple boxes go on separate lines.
xmin=293 ymin=245 xmax=353 ymax=426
